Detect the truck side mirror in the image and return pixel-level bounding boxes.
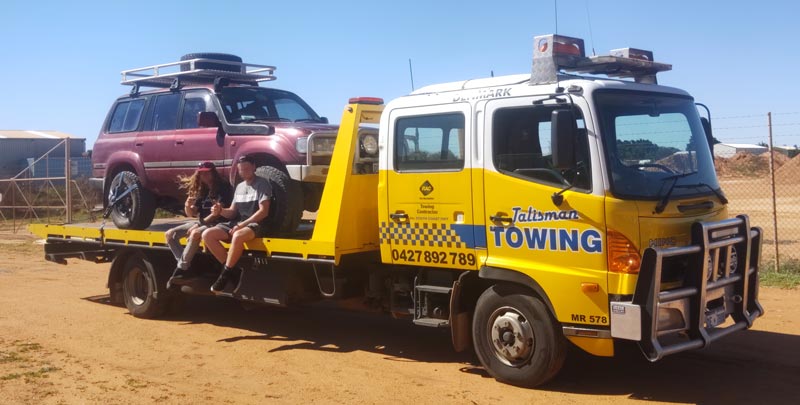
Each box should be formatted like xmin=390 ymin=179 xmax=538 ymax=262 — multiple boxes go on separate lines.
xmin=551 ymin=109 xmax=577 ymax=169
xmin=198 ymin=111 xmax=221 ymax=128
xmin=700 ymin=116 xmax=714 ymax=157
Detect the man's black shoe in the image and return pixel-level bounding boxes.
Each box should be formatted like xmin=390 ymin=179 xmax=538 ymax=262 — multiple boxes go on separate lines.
xmin=167 ymin=267 xmax=189 ymax=290
xmin=210 ymin=270 xmax=231 ymax=293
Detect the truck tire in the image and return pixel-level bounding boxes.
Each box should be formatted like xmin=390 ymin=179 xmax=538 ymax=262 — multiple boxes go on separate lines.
xmin=301 ymin=182 xmax=324 ymax=212
xmin=121 ymin=254 xmax=171 ymax=319
xmin=255 ymin=165 xmax=303 ymax=234
xmin=180 ymin=53 xmax=243 ymax=72
xmin=107 ymin=171 xmax=156 ymax=230
xmin=472 ymin=284 xmax=567 ymax=387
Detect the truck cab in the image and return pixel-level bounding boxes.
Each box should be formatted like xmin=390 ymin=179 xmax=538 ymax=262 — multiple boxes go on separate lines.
xmin=377 ymin=34 xmax=761 ymax=367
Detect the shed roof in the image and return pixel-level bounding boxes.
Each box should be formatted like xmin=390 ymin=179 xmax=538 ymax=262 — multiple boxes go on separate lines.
xmin=717 ymin=143 xmax=767 ymax=149
xmin=0 ymin=130 xmax=83 ymax=140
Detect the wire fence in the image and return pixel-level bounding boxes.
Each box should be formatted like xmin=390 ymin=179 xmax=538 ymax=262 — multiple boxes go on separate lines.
xmin=713 ymin=112 xmax=800 ymax=269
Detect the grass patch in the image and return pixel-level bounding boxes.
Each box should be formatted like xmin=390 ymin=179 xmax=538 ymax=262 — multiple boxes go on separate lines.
xmin=0 ymin=351 xmax=23 ymax=364
xmin=760 ymin=258 xmax=800 ymax=289
xmin=0 ymin=366 xmax=59 ymax=381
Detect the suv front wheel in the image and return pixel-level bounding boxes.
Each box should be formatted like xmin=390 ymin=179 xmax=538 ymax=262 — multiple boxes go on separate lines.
xmin=107 ymin=171 xmax=156 ymax=230
xmin=255 ymin=166 xmax=303 ymax=234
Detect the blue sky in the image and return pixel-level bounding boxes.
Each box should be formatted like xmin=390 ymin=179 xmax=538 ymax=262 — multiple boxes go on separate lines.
xmin=1 ymin=0 xmax=798 ymax=148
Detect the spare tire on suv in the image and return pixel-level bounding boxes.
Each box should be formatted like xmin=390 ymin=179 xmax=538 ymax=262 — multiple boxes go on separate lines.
xmin=180 ymin=53 xmax=243 ymax=73
xmin=255 ymin=166 xmax=303 ymax=235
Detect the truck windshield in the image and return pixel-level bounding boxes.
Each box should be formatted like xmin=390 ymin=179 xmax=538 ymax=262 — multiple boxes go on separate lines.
xmin=595 ymin=90 xmax=720 ymax=200
xmin=218 ymin=87 xmax=322 ymax=123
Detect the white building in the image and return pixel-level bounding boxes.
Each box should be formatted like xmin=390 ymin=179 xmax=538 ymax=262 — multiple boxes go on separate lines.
xmin=714 ymin=143 xmax=768 ymax=159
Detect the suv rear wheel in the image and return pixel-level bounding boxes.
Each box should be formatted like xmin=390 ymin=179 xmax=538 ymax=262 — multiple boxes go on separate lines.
xmin=107 ymin=171 xmax=156 ymax=230
xmin=255 ymin=166 xmax=303 ymax=234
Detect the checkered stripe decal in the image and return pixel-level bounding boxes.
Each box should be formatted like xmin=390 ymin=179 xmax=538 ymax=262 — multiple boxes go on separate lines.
xmin=379 ymin=222 xmax=465 ymax=248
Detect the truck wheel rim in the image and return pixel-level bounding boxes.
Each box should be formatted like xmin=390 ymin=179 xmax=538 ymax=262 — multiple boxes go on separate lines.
xmin=488 ymin=306 xmax=535 ymax=367
xmin=127 ymin=267 xmax=148 ymax=306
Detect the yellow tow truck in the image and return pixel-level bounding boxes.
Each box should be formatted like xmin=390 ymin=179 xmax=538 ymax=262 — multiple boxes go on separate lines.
xmin=30 ymin=34 xmax=764 ymax=387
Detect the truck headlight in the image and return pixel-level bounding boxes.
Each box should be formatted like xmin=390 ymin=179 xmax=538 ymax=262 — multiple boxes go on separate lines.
xmin=295 ymin=137 xmax=308 ymax=154
xmin=361 ymin=133 xmax=378 ymax=156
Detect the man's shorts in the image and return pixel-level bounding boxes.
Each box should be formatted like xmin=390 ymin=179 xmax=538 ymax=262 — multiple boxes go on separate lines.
xmin=214 ymin=220 xmax=268 ymax=238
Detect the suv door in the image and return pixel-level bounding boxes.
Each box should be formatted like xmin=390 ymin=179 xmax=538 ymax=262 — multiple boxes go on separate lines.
xmin=171 ymin=90 xmax=224 ymax=183
xmin=138 ymin=92 xmax=181 ymax=196
xmin=384 ymin=104 xmax=480 ymax=270
xmin=482 ymin=97 xmax=608 ymax=325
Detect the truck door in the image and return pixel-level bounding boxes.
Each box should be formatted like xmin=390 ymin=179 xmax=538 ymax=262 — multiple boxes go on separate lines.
xmin=482 ymin=97 xmax=609 ymax=325
xmin=384 ymin=104 xmax=480 ymax=269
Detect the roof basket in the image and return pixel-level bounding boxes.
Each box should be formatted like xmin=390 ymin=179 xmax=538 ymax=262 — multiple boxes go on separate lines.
xmin=121 ymin=58 xmax=276 ymax=88
xmin=531 ymin=34 xmax=671 ymax=85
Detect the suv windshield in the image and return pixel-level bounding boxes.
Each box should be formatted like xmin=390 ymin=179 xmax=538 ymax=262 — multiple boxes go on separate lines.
xmin=218 ymin=87 xmax=322 ymax=123
xmin=595 ymin=90 xmax=720 ymax=200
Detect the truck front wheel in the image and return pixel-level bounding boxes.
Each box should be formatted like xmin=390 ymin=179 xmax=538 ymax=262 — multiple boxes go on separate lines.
xmin=122 ymin=255 xmax=170 ymax=319
xmin=472 ymin=284 xmax=566 ymax=387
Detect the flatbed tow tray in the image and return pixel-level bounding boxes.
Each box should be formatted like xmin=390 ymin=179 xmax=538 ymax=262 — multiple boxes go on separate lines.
xmin=28 ymin=219 xmax=334 ymax=264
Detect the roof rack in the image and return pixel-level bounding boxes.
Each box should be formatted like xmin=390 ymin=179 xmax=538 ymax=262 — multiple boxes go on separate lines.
xmin=121 ymin=58 xmax=276 ymax=88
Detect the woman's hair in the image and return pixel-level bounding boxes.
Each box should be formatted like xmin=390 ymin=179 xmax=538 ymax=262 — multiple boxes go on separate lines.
xmin=178 ymin=168 xmax=225 ymax=199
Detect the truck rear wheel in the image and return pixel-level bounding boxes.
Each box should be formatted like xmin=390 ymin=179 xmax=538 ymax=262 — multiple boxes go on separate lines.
xmin=122 ymin=255 xmax=170 ymax=319
xmin=255 ymin=165 xmax=303 ymax=234
xmin=107 ymin=171 xmax=156 ymax=230
xmin=472 ymin=284 xmax=566 ymax=387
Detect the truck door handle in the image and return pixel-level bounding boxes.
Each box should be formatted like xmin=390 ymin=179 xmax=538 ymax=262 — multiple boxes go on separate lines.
xmin=490 ymin=214 xmax=513 ymax=224
xmin=175 ymin=139 xmax=184 ymax=145
xmin=390 ymin=212 xmax=409 ymax=221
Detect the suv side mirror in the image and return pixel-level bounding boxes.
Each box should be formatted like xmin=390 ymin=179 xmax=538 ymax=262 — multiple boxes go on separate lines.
xmin=198 ymin=111 xmax=221 ymax=128
xmin=319 ymin=117 xmax=329 ymax=124
xmin=551 ymin=109 xmax=577 ymax=169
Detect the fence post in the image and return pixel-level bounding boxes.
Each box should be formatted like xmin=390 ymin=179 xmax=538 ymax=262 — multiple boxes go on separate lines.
xmin=65 ymin=138 xmax=72 ymax=224
xmin=767 ymin=112 xmax=779 ymax=271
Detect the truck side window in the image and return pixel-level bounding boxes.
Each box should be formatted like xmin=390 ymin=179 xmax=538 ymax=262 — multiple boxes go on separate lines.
xmin=150 ymin=93 xmax=181 ymax=131
xmin=492 ymin=106 xmax=591 ymax=191
xmin=180 ymin=93 xmax=211 ymax=129
xmin=395 ymin=113 xmax=465 ymax=172
xmin=108 ymin=99 xmax=145 ymax=133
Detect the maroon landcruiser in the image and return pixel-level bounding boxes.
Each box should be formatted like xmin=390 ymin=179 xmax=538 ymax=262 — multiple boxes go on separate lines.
xmin=91 ymin=53 xmax=337 ymax=231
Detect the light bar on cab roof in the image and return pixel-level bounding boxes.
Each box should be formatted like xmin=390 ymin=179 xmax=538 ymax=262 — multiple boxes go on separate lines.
xmin=349 ymin=97 xmax=384 ymax=105
xmin=610 ymin=48 xmax=654 ymax=62
xmin=531 ymin=34 xmax=671 ymax=85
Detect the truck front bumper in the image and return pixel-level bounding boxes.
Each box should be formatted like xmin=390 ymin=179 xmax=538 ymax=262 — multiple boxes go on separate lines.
xmin=610 ymin=215 xmax=764 ymax=361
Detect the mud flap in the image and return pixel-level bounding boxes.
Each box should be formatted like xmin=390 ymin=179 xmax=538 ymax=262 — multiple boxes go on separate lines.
xmin=232 ymin=262 xmax=289 ymax=307
xmin=450 ymin=278 xmax=472 ymax=352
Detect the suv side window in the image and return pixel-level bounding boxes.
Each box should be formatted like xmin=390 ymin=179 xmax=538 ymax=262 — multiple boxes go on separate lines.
xmin=492 ymin=105 xmax=591 ymax=191
xmin=180 ymin=92 xmax=211 ymax=129
xmin=108 ymin=99 xmax=146 ymax=133
xmin=150 ymin=93 xmax=181 ymax=131
xmin=394 ymin=113 xmax=465 ymax=172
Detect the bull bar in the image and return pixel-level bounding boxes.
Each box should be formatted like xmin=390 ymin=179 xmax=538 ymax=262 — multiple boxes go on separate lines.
xmin=611 ymin=215 xmax=764 ymax=361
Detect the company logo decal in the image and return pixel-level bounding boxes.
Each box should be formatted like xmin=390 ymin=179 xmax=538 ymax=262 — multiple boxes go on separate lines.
xmin=490 ymin=206 xmax=602 ymax=253
xmin=419 ymin=180 xmax=434 ymax=196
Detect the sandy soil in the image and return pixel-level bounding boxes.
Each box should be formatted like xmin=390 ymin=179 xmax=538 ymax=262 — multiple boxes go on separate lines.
xmin=1 ymin=232 xmax=799 ymax=405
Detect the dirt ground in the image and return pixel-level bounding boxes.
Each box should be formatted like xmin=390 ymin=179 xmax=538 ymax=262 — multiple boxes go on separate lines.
xmin=1 ymin=232 xmax=799 ymax=405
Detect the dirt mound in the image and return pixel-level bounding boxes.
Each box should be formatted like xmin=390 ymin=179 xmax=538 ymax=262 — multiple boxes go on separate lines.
xmin=775 ymin=154 xmax=800 ymax=184
xmin=715 ymin=151 xmax=789 ymax=178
